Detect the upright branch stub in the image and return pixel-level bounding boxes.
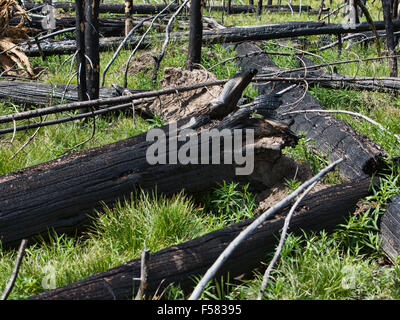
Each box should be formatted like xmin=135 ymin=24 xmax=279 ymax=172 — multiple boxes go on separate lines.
xmin=207 ymin=68 xmax=258 ymax=118
xmin=187 ymin=0 xmax=203 ymax=70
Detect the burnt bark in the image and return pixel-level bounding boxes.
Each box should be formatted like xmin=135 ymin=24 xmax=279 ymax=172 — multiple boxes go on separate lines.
xmin=75 ymin=0 xmax=86 ymax=103
xmin=187 ymin=0 xmax=203 ymax=70
xmin=21 ymin=20 xmax=400 ymax=57
xmin=257 ymin=0 xmax=263 ymax=18
xmin=23 ymin=2 xmax=312 ymax=14
xmin=28 ymin=177 xmax=373 ymax=300
xmin=84 ymin=0 xmax=100 ymax=101
xmin=0 ymin=81 xmax=143 ymax=106
xmin=380 ymin=194 xmax=400 ymax=262
xmin=124 ymin=0 xmax=134 ymax=36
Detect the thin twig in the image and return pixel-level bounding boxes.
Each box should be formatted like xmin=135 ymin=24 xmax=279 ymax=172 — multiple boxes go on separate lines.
xmin=152 ymin=0 xmax=190 ymax=81
xmin=101 ymin=16 xmax=153 ymax=87
xmin=1 ymin=239 xmax=28 ymax=300
xmin=59 ymin=112 xmax=96 ymax=156
xmin=318 ymin=3 xmax=346 ymax=21
xmin=256 ymin=55 xmax=400 ymax=78
xmin=188 ymin=157 xmax=344 ymax=300
xmin=257 ymin=181 xmax=318 ymax=300
xmin=355 ymin=0 xmax=381 ymax=56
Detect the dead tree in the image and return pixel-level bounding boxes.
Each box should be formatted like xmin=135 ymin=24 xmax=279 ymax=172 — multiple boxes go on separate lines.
xmin=28 ymin=177 xmax=373 ymax=300
xmin=75 ymin=0 xmax=87 ymax=103
xmin=382 ymin=0 xmax=398 ymax=76
xmin=0 ymin=70 xmax=301 ymax=248
xmin=187 ymin=0 xmax=203 ymax=70
xmin=380 ymin=194 xmax=400 ymax=262
xmin=84 ymin=0 xmax=100 ymax=101
xmin=393 ymin=0 xmax=399 ymax=18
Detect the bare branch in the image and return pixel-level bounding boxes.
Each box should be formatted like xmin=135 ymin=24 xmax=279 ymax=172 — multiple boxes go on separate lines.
xmin=257 ymin=181 xmax=318 ymax=300
xmin=188 ymin=157 xmax=344 ymax=300
xmin=1 ymin=239 xmax=28 ymax=300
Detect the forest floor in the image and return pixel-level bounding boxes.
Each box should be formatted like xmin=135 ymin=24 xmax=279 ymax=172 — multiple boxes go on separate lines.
xmin=1 ymin=0 xmax=400 ymax=300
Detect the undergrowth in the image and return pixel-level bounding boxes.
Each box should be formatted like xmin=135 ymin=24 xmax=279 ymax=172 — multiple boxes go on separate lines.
xmin=1 ymin=0 xmax=400 ymax=301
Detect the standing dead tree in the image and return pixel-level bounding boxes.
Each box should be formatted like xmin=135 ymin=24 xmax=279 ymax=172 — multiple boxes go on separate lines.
xmin=74 ymin=0 xmax=99 ymax=114
xmin=382 ymin=0 xmax=398 ymax=76
xmin=75 ymin=0 xmax=86 ymax=104
xmin=187 ymin=0 xmax=203 ymax=70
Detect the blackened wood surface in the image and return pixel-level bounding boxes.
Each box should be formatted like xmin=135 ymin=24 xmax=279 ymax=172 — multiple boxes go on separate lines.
xmin=29 ymin=177 xmax=372 ymax=300
xmin=23 ymin=3 xmax=313 ymax=14
xmin=0 ymin=81 xmax=143 ymax=106
xmin=21 ymin=20 xmax=400 ymax=57
xmin=187 ymin=0 xmax=203 ymax=70
xmin=380 ymin=195 xmax=400 ymax=262
xmin=75 ymin=0 xmax=86 ymax=103
xmin=84 ymin=0 xmax=100 ymax=101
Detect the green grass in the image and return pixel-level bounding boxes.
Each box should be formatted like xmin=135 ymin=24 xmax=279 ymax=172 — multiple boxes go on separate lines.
xmin=2 ymin=1 xmax=400 ymax=301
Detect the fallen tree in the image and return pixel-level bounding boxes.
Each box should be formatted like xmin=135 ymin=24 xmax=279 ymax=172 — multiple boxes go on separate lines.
xmin=0 ymin=81 xmax=143 ymax=106
xmin=0 ymin=70 xmax=299 ymax=248
xmin=236 ymin=42 xmax=387 ymax=180
xmin=28 ymin=176 xmax=373 ymax=300
xmin=254 ymin=56 xmax=400 ymax=93
xmin=380 ymin=194 xmax=400 ymax=262
xmin=20 ymin=20 xmax=400 ymax=57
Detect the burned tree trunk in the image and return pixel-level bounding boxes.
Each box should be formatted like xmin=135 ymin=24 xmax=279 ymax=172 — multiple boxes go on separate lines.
xmin=380 ymin=194 xmax=400 ymax=262
xmin=28 ymin=177 xmax=373 ymax=300
xmin=21 ymin=20 xmax=400 ymax=58
xmin=393 ymin=0 xmax=399 ymax=18
xmin=0 ymin=81 xmax=144 ymax=106
xmin=382 ymin=0 xmax=398 ymax=77
xmin=187 ymin=0 xmax=203 ymax=70
xmin=84 ymin=0 xmax=100 ymax=102
xmin=0 ymin=70 xmax=299 ymax=248
xmin=75 ymin=0 xmax=87 ymax=103
xmin=257 ymin=0 xmax=263 ymax=18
